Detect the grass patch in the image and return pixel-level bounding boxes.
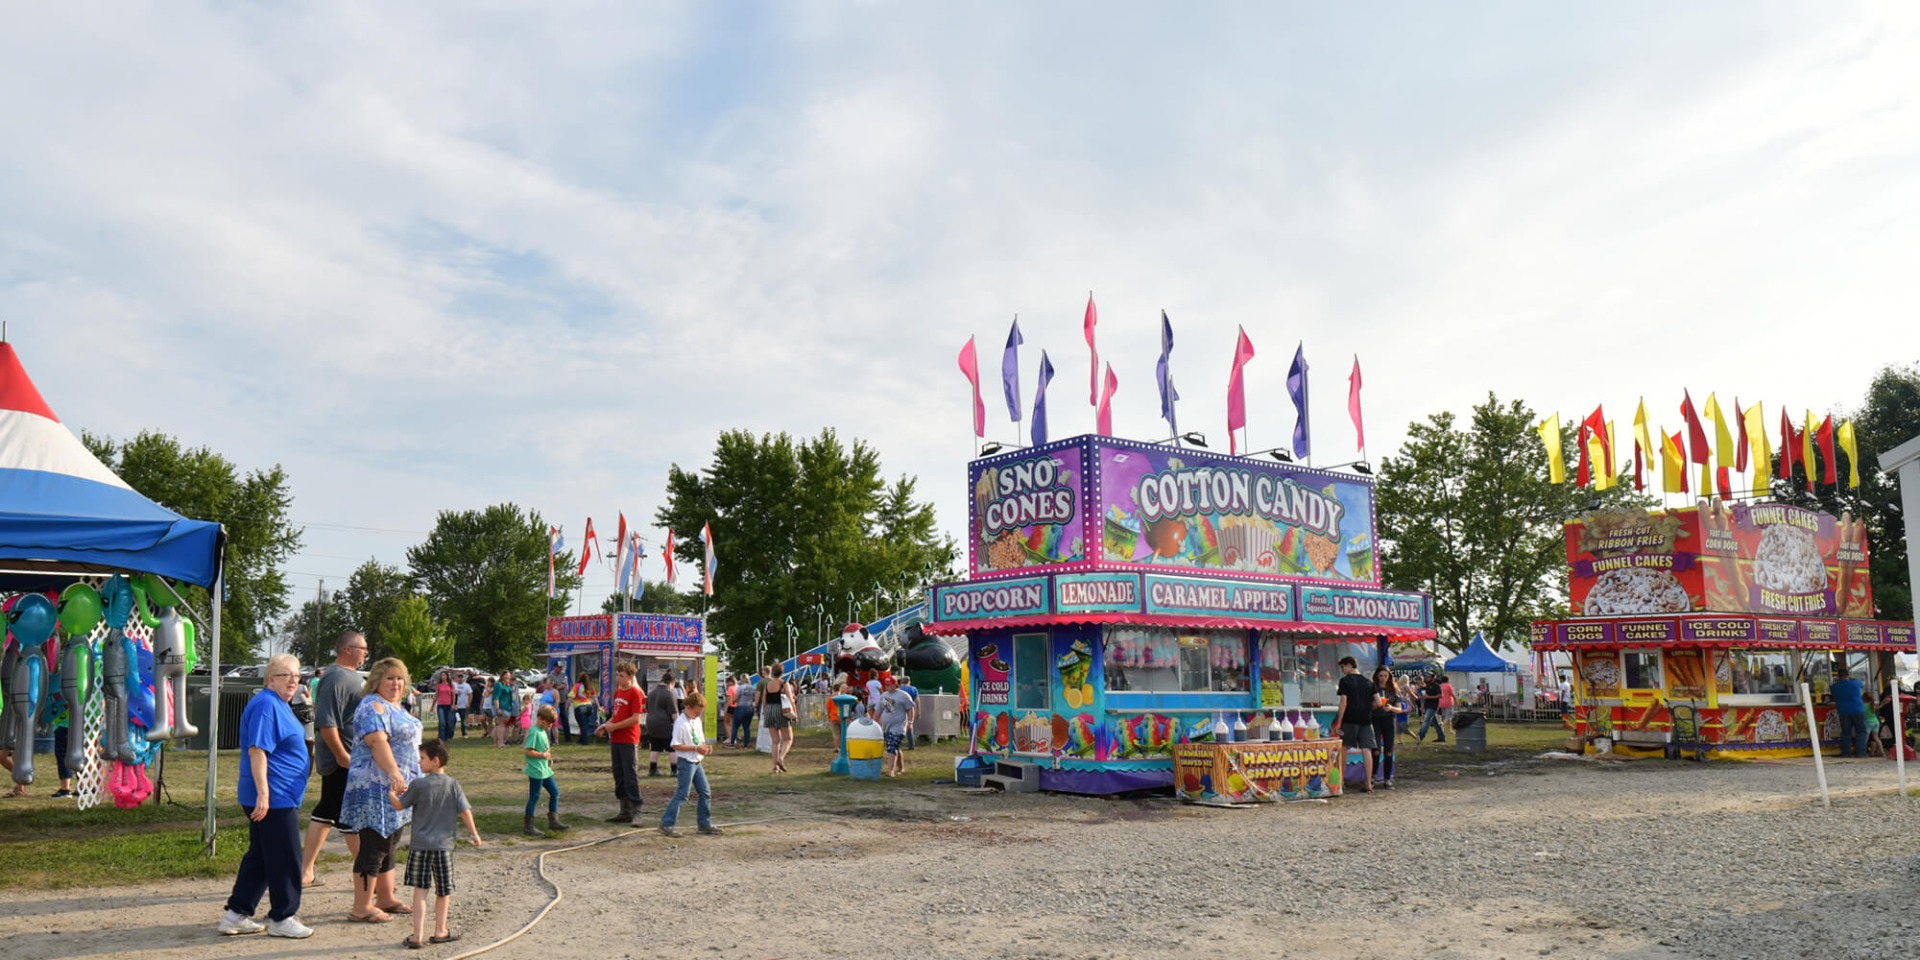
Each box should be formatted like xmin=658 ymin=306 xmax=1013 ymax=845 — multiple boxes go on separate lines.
xmin=2 ymin=824 xmax=248 ymax=889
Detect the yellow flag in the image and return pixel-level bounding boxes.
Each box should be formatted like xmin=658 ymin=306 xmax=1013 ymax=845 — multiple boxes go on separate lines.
xmin=1704 ymin=393 xmax=1735 ymax=469
xmin=1587 ymin=423 xmax=1616 ymax=490
xmin=1633 ymin=400 xmax=1654 ymax=465
xmin=1803 ymin=410 xmax=1818 ymax=488
xmin=1662 ymin=429 xmax=1689 ymax=493
xmin=1744 ymin=401 xmax=1771 ymax=492
xmin=1537 ymin=415 xmax=1565 ymax=484
xmin=1837 ymin=419 xmax=1860 ymax=488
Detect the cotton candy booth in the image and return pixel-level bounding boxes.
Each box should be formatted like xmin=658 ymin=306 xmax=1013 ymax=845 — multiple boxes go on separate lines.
xmin=926 ymin=435 xmax=1435 ymax=798
xmin=1534 ymin=502 xmax=1915 ymax=758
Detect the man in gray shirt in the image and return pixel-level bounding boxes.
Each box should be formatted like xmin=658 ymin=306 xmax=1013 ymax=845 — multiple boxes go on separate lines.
xmin=874 ymin=676 xmax=916 ymax=778
xmin=301 ymin=631 xmax=368 ymax=886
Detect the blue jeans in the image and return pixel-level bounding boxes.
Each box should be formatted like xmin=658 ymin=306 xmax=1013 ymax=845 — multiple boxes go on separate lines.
xmin=660 ymin=760 xmax=711 ymax=830
xmin=732 ymin=708 xmax=755 ymax=746
xmin=574 ymin=705 xmax=597 ymax=745
xmin=1417 ymin=707 xmax=1446 ymax=742
xmin=525 ymin=776 xmax=559 ymax=816
xmin=437 ymin=705 xmax=455 ymax=742
xmin=1838 ymin=711 xmax=1868 ymax=757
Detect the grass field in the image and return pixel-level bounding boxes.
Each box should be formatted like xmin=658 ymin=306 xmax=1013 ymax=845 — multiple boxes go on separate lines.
xmin=0 ymin=720 xmax=1573 ymax=888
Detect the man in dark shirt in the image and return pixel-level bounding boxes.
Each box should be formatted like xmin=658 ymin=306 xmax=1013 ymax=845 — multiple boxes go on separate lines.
xmin=300 ymin=631 xmax=368 ymax=886
xmin=1416 ymin=673 xmax=1447 ymax=744
xmin=1329 ymin=656 xmax=1378 ymax=793
xmin=1830 ymin=668 xmax=1867 ymax=758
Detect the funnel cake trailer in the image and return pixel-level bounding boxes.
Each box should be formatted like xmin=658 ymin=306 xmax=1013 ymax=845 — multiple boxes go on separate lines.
xmin=1533 ymin=502 xmax=1915 ymax=758
xmin=926 ymin=435 xmax=1435 ymax=797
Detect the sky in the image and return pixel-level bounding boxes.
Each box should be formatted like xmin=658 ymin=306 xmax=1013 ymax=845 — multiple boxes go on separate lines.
xmin=4 ymin=2 xmax=1917 ymax=616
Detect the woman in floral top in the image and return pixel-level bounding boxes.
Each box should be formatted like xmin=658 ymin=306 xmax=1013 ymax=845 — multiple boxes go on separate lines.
xmin=340 ymin=658 xmax=422 ymax=924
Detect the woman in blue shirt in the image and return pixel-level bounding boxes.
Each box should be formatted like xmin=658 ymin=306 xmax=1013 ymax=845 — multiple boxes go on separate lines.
xmin=218 ymin=655 xmax=314 ymax=939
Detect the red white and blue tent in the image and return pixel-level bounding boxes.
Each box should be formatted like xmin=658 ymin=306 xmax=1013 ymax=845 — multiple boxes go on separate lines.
xmin=0 ymin=342 xmax=223 ymax=586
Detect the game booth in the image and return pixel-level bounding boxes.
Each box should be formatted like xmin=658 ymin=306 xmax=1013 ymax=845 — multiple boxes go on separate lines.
xmin=544 ymin=611 xmax=708 ymax=718
xmin=0 ymin=342 xmax=228 ymax=845
xmin=925 ymin=435 xmax=1435 ymax=800
xmin=1534 ymin=501 xmax=1915 ymax=758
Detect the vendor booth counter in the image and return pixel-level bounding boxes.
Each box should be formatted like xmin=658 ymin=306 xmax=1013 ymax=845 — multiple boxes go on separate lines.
xmin=929 ymin=435 xmax=1435 ymax=796
xmin=545 ymin=612 xmax=707 ymax=715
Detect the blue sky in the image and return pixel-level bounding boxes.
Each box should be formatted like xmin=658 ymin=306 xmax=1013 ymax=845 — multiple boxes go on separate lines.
xmin=4 ymin=2 xmax=1914 ymax=616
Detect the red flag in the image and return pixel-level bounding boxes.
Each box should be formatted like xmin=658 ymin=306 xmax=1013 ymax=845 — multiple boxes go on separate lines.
xmin=1680 ymin=391 xmax=1710 ymax=465
xmin=1575 ymin=420 xmax=1592 ymax=487
xmin=1084 ymin=293 xmax=1099 ymax=407
xmin=1347 ymin=356 xmax=1365 ymax=452
xmin=1096 ymin=363 xmax=1118 ymax=436
xmin=1226 ymin=326 xmax=1255 ymax=454
xmin=1815 ymin=415 xmax=1837 ymax=484
xmin=577 ymin=518 xmax=598 ymax=576
xmin=1733 ymin=399 xmax=1749 ymax=473
xmin=663 ymin=527 xmax=676 ymax=586
xmin=1581 ymin=406 xmax=1609 ymax=484
xmin=957 ymin=336 xmax=985 ymax=438
xmin=1715 ymin=467 xmax=1732 ymax=500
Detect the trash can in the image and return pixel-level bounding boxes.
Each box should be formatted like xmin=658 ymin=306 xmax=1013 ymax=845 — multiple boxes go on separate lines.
xmin=1453 ymin=711 xmax=1487 ymax=754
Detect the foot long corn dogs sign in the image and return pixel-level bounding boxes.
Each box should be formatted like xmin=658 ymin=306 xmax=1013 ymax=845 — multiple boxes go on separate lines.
xmin=969 ymin=436 xmax=1380 ymax=585
xmin=1566 ymin=504 xmax=1873 ymax=619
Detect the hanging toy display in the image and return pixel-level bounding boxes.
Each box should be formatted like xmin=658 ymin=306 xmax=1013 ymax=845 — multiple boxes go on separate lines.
xmin=98 ymin=576 xmax=139 ymax=764
xmin=134 ymin=575 xmax=198 ymax=742
xmin=57 ymin=583 xmax=103 ymax=775
xmin=6 ymin=593 xmax=58 ymax=785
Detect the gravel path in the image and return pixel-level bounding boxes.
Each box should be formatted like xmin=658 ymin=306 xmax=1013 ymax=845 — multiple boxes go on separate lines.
xmin=2 ymin=753 xmax=1916 ymax=959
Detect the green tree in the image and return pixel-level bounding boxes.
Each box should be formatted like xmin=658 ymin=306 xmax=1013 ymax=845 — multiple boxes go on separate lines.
xmin=1378 ymin=394 xmax=1649 ymax=651
xmin=338 ymin=559 xmax=412 ymax=659
xmin=382 ymin=595 xmax=454 ymax=679
xmin=656 ymin=429 xmax=956 ymax=667
xmin=80 ymin=430 xmax=302 ymax=663
xmin=1771 ymin=363 xmax=1920 ymax=619
xmin=407 ymin=503 xmax=578 ymax=670
xmin=283 ymin=586 xmax=356 ymax=667
xmin=601 ymin=581 xmax=697 ymax=615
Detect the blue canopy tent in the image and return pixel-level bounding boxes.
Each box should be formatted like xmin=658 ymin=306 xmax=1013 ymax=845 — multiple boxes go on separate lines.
xmin=1445 ymin=633 xmax=1519 ymax=673
xmin=0 ymin=341 xmax=227 ymax=853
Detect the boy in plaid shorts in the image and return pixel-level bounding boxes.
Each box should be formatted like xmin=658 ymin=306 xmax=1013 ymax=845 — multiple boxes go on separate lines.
xmin=389 ymin=738 xmax=482 ymax=949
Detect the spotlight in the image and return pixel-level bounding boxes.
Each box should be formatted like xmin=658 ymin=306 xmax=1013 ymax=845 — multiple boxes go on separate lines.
xmin=1181 ymin=432 xmax=1209 ymax=448
xmin=979 ymin=442 xmax=1005 ymax=455
xmin=1268 ymin=450 xmax=1293 ymax=463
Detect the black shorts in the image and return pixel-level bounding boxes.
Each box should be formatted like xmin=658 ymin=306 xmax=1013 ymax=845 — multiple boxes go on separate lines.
xmin=645 ymin=734 xmax=672 ymax=752
xmin=309 ymin=768 xmax=349 ymax=826
xmin=1339 ymin=724 xmax=1378 ymax=750
xmin=354 ymin=827 xmax=398 ymax=877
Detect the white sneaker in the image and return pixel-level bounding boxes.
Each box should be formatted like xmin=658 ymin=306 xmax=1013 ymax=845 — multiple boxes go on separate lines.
xmin=266 ymin=916 xmax=314 ymax=939
xmin=217 ymin=910 xmax=264 ymax=935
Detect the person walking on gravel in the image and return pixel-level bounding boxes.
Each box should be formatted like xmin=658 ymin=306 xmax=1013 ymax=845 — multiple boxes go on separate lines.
xmin=1415 ymin=674 xmax=1447 ymax=744
xmin=1329 ymin=656 xmax=1377 ymax=793
xmin=646 ymin=671 xmax=679 ymax=778
xmin=1830 ymin=668 xmax=1866 ymax=758
xmin=658 ymin=690 xmax=721 ymax=837
xmin=218 ymin=655 xmax=315 ymax=939
xmin=758 ymin=663 xmax=796 ymax=773
xmin=1370 ymin=665 xmax=1407 ymax=788
xmin=301 ymin=631 xmax=369 ymax=887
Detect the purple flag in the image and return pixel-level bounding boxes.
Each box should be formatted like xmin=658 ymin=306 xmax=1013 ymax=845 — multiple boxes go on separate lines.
xmin=1002 ymin=318 xmax=1023 ymax=422
xmin=1157 ymin=310 xmax=1179 ymax=437
xmin=1032 ymin=350 xmax=1055 ymax=447
xmin=1287 ymin=341 xmax=1310 ymax=459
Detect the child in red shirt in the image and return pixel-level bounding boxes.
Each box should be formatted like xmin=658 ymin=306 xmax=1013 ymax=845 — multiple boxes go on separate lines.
xmin=595 ymin=661 xmax=647 ymax=826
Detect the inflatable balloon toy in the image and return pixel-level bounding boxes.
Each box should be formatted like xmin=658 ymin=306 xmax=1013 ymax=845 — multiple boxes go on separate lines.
xmin=98 ymin=576 xmax=139 ymax=763
xmin=109 ymin=641 xmax=158 ymax=809
xmin=832 ymin=623 xmax=895 ymax=710
xmin=57 ymin=583 xmax=104 ymax=775
xmin=6 ymin=593 xmax=58 ymax=785
xmin=134 ymin=575 xmax=197 ymax=742
xmin=894 ymin=622 xmax=961 ymax=693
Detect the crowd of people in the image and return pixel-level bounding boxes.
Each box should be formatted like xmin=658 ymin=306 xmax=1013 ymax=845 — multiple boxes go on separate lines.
xmin=1330 ymin=657 xmax=1464 ymax=792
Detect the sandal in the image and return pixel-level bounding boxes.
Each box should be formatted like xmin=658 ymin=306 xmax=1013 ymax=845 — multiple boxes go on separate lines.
xmin=430 ymin=931 xmax=462 ymax=944
xmin=348 ymin=911 xmax=393 ymax=923
xmin=403 ymin=936 xmax=427 ymax=949
xmin=377 ymin=902 xmax=415 ymax=915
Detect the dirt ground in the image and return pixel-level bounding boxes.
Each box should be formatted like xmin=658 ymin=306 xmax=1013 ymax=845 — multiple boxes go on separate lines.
xmin=3 ymin=750 xmax=1918 ymax=960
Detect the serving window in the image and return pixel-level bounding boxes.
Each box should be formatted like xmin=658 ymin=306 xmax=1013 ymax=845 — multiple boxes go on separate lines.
xmin=1105 ymin=628 xmax=1249 ymax=693
xmin=1622 ymin=651 xmax=1663 ymax=690
xmin=1726 ymin=650 xmax=1795 ymax=696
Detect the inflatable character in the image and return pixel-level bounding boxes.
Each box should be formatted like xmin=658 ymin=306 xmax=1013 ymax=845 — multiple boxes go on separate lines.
xmin=98 ymin=576 xmax=139 ymax=763
xmin=832 ymin=623 xmax=894 ymax=706
xmin=894 ymin=623 xmax=961 ymax=694
xmin=58 ymin=583 xmax=103 ymax=775
xmin=134 ymin=576 xmax=198 ymax=742
xmin=6 ymin=593 xmax=58 ymax=785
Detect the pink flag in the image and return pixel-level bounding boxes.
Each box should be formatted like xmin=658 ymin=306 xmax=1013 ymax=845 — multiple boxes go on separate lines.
xmin=1347 ymin=355 xmax=1364 ymax=452
xmin=1084 ymin=293 xmax=1099 ymax=407
xmin=1096 ymin=363 xmax=1118 ymax=436
xmin=1226 ymin=326 xmax=1255 ymax=454
xmin=956 ymin=336 xmax=985 ymax=437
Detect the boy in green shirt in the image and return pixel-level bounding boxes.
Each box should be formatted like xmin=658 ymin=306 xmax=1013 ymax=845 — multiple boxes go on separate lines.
xmin=522 ymin=705 xmax=568 ymax=836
